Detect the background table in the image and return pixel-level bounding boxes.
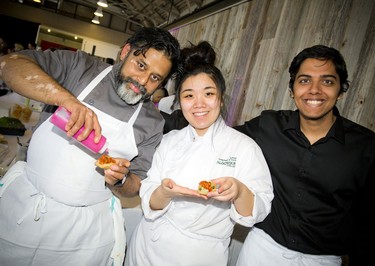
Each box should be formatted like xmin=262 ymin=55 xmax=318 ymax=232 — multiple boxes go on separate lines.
xmin=0 ymin=93 xmax=42 ymax=176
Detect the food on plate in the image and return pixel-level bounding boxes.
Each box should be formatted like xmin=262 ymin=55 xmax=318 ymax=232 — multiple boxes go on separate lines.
xmin=95 ymin=154 xmax=116 ymax=169
xmin=198 ymin=180 xmax=216 ymax=195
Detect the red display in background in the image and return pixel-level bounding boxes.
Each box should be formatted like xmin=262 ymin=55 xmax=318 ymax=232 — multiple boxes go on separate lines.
xmin=40 ymin=40 xmax=77 ymax=51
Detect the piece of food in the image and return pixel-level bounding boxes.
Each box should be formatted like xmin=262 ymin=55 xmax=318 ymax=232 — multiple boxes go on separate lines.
xmin=95 ymin=154 xmax=116 ymax=169
xmin=11 ymin=104 xmax=23 ymax=119
xmin=198 ymin=180 xmax=216 ymax=195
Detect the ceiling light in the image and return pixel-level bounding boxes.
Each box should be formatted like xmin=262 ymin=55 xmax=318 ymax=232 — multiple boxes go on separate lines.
xmin=33 ymin=0 xmax=41 ymax=3
xmin=97 ymin=0 xmax=108 ymax=8
xmin=91 ymin=16 xmax=100 ymax=24
xmin=94 ymin=7 xmax=103 ymax=17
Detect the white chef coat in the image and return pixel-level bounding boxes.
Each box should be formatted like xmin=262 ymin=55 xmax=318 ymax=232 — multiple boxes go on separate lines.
xmin=125 ymin=117 xmax=273 ymax=266
xmin=0 ymin=66 xmax=142 ymax=266
xmin=158 ymin=94 xmax=177 ymax=114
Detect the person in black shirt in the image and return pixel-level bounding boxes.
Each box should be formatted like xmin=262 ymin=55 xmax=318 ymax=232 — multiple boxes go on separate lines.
xmin=235 ymin=45 xmax=375 ymax=265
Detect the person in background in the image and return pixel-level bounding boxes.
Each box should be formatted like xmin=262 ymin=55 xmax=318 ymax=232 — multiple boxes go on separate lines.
xmin=125 ymin=41 xmax=273 ymax=266
xmin=160 ymin=105 xmax=188 ymax=134
xmin=2 ymin=40 xmax=14 ymax=55
xmin=158 ymin=93 xmax=176 ymax=113
xmin=151 ymin=86 xmax=169 ymax=108
xmin=0 ymin=37 xmax=7 ymax=56
xmin=27 ymin=42 xmax=37 ymax=50
xmin=14 ymin=42 xmax=24 ymax=52
xmin=105 ymin=57 xmax=115 ymax=65
xmin=235 ymin=45 xmax=375 ymax=265
xmin=158 ymin=78 xmax=177 ymax=114
xmin=0 ymin=27 xmax=180 ymax=266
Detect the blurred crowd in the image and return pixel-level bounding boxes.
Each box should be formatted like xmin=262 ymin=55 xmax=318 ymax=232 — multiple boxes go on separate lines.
xmin=0 ymin=37 xmax=38 ymax=56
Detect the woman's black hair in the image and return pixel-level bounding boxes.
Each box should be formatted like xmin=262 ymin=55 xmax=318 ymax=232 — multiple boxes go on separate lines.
xmin=174 ymin=41 xmax=226 ymax=108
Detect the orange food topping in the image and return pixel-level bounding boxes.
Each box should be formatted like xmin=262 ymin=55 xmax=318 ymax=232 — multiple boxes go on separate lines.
xmin=98 ymin=154 xmax=116 ymax=165
xmin=199 ymin=180 xmax=216 ymax=192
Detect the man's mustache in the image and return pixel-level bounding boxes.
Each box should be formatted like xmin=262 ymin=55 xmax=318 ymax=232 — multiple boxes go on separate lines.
xmin=121 ymin=77 xmax=147 ymax=95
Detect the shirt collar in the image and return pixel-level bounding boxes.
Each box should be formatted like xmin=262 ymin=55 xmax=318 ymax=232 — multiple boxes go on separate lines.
xmin=330 ymin=107 xmax=345 ymax=144
xmin=187 ymin=116 xmax=226 ymax=143
xmin=282 ymin=106 xmax=345 ymax=144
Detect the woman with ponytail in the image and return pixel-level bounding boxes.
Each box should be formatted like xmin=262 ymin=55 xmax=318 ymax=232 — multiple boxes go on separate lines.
xmin=125 ymin=41 xmax=273 ymax=266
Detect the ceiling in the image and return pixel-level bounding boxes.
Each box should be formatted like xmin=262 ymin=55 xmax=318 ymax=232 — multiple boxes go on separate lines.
xmin=76 ymin=0 xmax=218 ymax=28
xmin=13 ymin=0 xmax=248 ymax=33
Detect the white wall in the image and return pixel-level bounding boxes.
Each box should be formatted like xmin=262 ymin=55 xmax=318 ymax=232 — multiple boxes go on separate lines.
xmin=81 ymin=38 xmax=121 ymax=61
xmin=36 ymin=26 xmax=121 ymax=61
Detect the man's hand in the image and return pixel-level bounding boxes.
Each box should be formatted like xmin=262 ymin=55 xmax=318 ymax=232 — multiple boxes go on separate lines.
xmin=60 ymin=98 xmax=102 ymax=142
xmin=104 ymin=159 xmax=141 ymax=198
xmin=103 ymin=158 xmax=131 ymax=186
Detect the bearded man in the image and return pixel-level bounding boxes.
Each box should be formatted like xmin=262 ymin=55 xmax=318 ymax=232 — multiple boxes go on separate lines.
xmin=0 ymin=27 xmax=180 ymax=266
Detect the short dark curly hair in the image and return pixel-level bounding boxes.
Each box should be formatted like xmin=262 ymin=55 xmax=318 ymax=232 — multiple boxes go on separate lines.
xmin=125 ymin=27 xmax=180 ymax=84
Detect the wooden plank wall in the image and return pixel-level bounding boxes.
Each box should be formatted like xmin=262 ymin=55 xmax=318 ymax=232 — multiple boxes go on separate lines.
xmin=170 ymin=0 xmax=375 ymax=131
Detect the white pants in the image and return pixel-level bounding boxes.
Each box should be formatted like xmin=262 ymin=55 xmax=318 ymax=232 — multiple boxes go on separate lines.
xmin=236 ymin=228 xmax=342 ymax=266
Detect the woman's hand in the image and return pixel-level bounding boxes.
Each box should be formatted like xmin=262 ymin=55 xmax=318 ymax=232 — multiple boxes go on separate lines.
xmin=208 ymin=177 xmax=254 ymax=217
xmin=150 ymin=178 xmax=207 ymax=210
xmin=206 ymin=177 xmax=241 ymax=201
xmin=160 ymin=178 xmax=205 ymax=198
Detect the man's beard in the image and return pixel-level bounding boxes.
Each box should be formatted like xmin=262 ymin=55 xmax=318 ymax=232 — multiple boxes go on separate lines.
xmin=115 ymin=66 xmax=150 ymax=105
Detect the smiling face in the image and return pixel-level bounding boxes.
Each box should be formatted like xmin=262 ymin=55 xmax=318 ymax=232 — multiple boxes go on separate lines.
xmin=180 ymin=73 xmax=221 ymax=136
xmin=115 ymin=44 xmax=172 ymax=105
xmin=291 ymin=58 xmax=342 ymax=124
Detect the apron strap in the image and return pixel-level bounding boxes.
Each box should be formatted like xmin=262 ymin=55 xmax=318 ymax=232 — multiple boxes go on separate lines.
xmin=76 ymin=64 xmax=143 ymax=128
xmin=110 ymin=195 xmax=126 ymax=266
xmin=128 ymin=102 xmax=143 ymax=127
xmin=77 ymin=66 xmax=113 ymax=101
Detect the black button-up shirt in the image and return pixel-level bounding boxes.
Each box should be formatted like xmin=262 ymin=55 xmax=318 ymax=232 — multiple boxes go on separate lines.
xmin=235 ymin=107 xmax=375 ymax=264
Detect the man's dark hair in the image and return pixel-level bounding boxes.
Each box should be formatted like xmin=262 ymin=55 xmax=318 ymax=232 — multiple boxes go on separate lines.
xmin=126 ymin=27 xmax=180 ymax=83
xmin=288 ymin=45 xmax=349 ymax=93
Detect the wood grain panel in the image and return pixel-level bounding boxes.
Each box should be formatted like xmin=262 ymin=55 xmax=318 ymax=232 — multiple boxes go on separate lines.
xmin=171 ymin=0 xmax=375 ymax=131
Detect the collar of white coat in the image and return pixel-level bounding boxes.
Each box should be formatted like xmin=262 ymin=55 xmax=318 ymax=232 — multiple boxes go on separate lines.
xmin=188 ymin=116 xmax=226 ymax=143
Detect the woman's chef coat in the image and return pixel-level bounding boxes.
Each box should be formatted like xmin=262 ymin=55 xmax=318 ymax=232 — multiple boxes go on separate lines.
xmin=125 ymin=117 xmax=274 ymax=266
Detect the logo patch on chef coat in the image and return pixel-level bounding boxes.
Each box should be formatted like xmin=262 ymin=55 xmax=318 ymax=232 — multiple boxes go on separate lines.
xmin=216 ymin=157 xmax=236 ymax=167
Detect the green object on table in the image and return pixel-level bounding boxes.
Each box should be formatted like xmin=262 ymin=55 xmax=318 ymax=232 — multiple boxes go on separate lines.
xmin=0 ymin=116 xmax=26 ymax=136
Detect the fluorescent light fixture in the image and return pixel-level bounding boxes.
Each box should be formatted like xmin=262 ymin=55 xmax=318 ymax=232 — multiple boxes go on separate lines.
xmin=97 ymin=0 xmax=108 ymax=8
xmin=33 ymin=0 xmax=41 ymax=3
xmin=94 ymin=7 xmax=103 ymax=17
xmin=91 ymin=16 xmax=100 ymax=24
